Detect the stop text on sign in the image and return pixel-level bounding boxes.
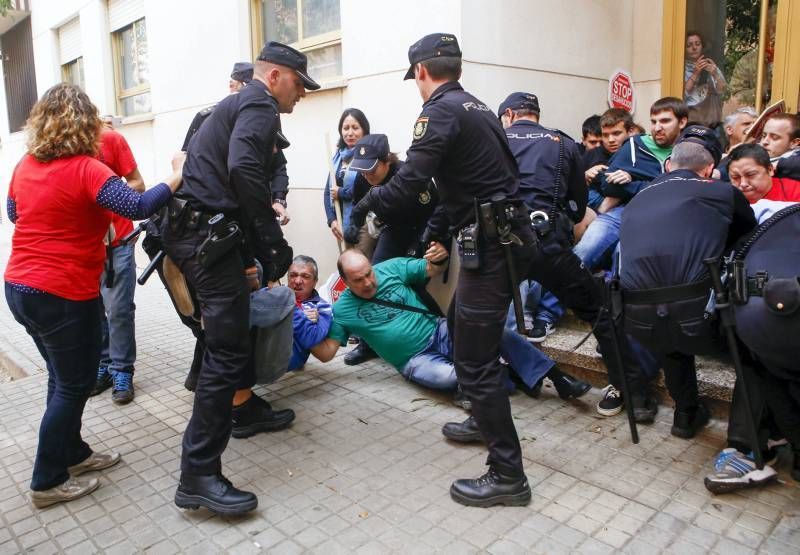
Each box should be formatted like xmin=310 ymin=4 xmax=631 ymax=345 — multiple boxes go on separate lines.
xmin=608 ymin=70 xmax=635 ymax=113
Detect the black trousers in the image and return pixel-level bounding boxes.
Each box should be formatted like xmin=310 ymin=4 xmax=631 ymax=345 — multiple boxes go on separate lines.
xmin=448 ymin=228 xmax=536 ymax=477
xmin=526 ymin=246 xmax=647 ymax=398
xmin=624 ymin=295 xmax=720 ymax=410
xmin=163 ymin=225 xmax=255 ymax=475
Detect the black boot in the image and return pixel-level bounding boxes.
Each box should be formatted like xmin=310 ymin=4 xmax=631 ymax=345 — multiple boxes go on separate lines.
xmin=442 ymin=415 xmax=483 ymax=443
xmin=452 ymin=386 xmax=472 ymax=410
xmin=450 ymin=468 xmax=531 ymax=507
xmin=175 ymin=473 xmax=258 ymax=515
xmin=671 ymin=401 xmax=710 ymax=439
xmin=633 ymin=393 xmax=659 ymax=423
xmin=344 ymin=340 xmax=377 ymax=366
xmin=510 ymin=373 xmax=543 ymax=398
xmin=231 ymin=394 xmax=295 ymax=438
xmin=547 ymin=366 xmax=591 ymax=400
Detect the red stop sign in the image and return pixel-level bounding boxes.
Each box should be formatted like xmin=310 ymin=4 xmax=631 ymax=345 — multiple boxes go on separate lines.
xmin=608 ymin=70 xmax=635 ymax=113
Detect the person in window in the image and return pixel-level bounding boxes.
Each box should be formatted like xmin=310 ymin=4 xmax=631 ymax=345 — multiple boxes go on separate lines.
xmin=684 ymin=31 xmax=726 ymax=126
xmin=4 ymin=83 xmax=182 ymax=508
xmin=323 ymin=108 xmax=372 ymax=253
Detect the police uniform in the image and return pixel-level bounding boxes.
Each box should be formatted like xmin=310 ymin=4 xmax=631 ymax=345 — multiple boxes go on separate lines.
xmin=350 ymin=34 xmax=537 ymax=506
xmin=500 ymin=93 xmax=652 ymax=414
xmin=619 ymin=126 xmax=756 ymax=437
xmin=163 ymin=42 xmax=319 ymax=514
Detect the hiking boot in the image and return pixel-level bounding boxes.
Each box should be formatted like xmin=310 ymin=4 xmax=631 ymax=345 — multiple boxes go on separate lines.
xmin=450 ymin=468 xmax=531 ymax=507
xmin=30 ymin=477 xmax=100 ymax=509
xmin=596 ymin=384 xmax=623 ymax=416
xmin=111 ymin=371 xmax=135 ymax=404
xmin=527 ymin=320 xmax=555 ymax=343
xmin=90 ymin=366 xmax=113 ymax=397
xmin=704 ymin=448 xmax=777 ymax=494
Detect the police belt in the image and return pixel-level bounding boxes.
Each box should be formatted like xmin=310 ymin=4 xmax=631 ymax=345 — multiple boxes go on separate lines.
xmin=169 ymin=197 xmax=234 ymax=234
xmin=745 ymin=272 xmax=769 ymax=297
xmin=624 ymin=279 xmax=711 ymax=305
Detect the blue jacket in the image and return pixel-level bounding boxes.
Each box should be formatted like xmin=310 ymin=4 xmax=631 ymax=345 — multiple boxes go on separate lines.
xmin=600 ymin=135 xmax=666 ymax=202
xmin=288 ymin=290 xmax=332 ymax=371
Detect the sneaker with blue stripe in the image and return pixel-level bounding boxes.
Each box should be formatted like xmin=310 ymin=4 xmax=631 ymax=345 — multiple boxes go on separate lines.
xmin=704 ymin=448 xmax=777 ymax=494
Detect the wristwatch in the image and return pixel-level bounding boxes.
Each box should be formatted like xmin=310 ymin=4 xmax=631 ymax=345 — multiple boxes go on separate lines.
xmin=272 ymin=198 xmax=287 ymax=208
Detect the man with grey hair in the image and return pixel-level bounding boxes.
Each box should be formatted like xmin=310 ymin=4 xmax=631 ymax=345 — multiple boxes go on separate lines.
xmin=723 ymin=107 xmax=757 ymax=153
xmin=618 ymin=125 xmax=756 ymax=439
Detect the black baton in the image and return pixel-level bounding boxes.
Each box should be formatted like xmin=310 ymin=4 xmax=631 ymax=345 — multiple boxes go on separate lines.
xmin=606 ymin=272 xmax=639 ymax=444
xmin=138 ymin=250 xmax=165 ymax=286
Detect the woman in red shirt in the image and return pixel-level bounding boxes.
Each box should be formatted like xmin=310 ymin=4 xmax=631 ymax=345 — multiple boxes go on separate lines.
xmin=728 ymin=143 xmax=800 ymax=203
xmin=4 ymin=83 xmax=182 ymax=508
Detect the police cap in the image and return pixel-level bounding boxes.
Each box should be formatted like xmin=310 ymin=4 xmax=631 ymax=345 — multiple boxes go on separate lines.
xmin=230 ymin=62 xmax=254 ymax=83
xmin=498 ymin=92 xmax=540 ymax=118
xmin=350 ymin=134 xmax=390 ymax=172
xmin=677 ymin=124 xmax=722 ymax=167
xmin=257 ymin=41 xmax=321 ymax=90
xmin=403 ymin=33 xmax=461 ymax=80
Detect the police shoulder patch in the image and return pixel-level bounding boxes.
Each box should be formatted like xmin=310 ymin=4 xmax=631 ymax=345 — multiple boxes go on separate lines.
xmin=418 ymin=190 xmax=431 ymax=205
xmin=413 ymin=117 xmax=429 ymax=141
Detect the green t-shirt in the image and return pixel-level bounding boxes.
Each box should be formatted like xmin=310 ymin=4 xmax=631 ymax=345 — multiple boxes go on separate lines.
xmin=328 ymin=258 xmax=437 ymax=370
xmin=641 ymin=134 xmax=673 ymax=164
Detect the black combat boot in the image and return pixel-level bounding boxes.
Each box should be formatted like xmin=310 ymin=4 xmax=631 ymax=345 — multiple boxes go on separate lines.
xmin=450 ymin=468 xmax=531 ymax=507
xmin=175 ymin=473 xmax=258 ymax=515
xmin=231 ymin=394 xmax=295 ymax=438
xmin=442 ymin=415 xmax=483 ymax=443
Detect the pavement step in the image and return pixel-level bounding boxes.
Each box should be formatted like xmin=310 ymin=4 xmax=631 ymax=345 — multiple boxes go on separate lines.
xmin=536 ymin=324 xmax=736 ymax=418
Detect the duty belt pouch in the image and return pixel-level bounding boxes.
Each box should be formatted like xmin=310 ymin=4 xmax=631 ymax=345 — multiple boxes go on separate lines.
xmin=168 ymin=198 xmax=189 ymax=233
xmin=197 ymin=215 xmax=243 ymax=269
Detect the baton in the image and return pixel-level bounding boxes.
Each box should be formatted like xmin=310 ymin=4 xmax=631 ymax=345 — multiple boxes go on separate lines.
xmin=324 ymin=133 xmax=346 ymax=253
xmin=138 ymin=250 xmax=165 ymax=286
xmin=503 ymin=242 xmax=526 ymax=335
xmin=118 ymin=219 xmax=149 ymax=246
xmin=704 ymin=257 xmax=764 ymax=469
xmin=606 ymin=273 xmax=639 ymax=444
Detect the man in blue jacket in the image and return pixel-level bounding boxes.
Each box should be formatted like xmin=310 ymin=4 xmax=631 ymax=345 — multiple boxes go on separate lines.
xmin=286 ymin=255 xmax=333 ymax=371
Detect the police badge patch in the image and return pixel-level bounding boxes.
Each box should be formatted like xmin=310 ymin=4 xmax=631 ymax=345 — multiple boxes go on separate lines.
xmin=418 ymin=191 xmax=431 ymax=204
xmin=413 ymin=117 xmax=429 ymax=140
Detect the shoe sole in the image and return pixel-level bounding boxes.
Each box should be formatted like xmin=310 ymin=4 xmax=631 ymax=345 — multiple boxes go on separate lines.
xmin=558 ymin=382 xmax=592 ymax=400
xmin=596 ymin=404 xmax=623 ymax=417
xmin=231 ymin=416 xmax=295 ymax=439
xmin=112 ymin=392 xmax=134 ymax=405
xmin=31 ymin=480 xmax=100 ymax=508
xmin=449 ymin=485 xmax=531 ymax=507
xmin=442 ymin=433 xmax=483 ymax=443
xmin=69 ymin=454 xmax=121 ymax=477
xmin=704 ymin=470 xmax=778 ymax=494
xmin=174 ymin=491 xmax=258 ymax=515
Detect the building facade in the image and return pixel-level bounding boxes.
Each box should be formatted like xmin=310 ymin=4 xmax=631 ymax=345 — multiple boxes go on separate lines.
xmin=1 ymin=0 xmax=799 ymax=276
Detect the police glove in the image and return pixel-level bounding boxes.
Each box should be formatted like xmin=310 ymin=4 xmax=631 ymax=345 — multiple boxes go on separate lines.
xmin=262 ymin=238 xmax=293 ymax=282
xmin=343 ymin=224 xmax=361 ymax=245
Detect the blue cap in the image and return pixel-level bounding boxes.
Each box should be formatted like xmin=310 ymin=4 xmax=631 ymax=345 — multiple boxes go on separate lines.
xmin=230 ymin=62 xmax=254 ymax=83
xmin=350 ymin=134 xmax=390 ymax=172
xmin=498 ymin=92 xmax=540 ymax=118
xmin=677 ymin=124 xmax=722 ymax=166
xmin=257 ymin=41 xmax=320 ymax=90
xmin=404 ymin=33 xmax=461 ymax=80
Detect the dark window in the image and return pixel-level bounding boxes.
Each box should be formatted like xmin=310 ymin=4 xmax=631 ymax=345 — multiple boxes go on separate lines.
xmin=1 ymin=16 xmax=37 ymax=133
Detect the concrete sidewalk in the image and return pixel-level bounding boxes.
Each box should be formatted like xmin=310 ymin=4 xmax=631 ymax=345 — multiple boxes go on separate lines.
xmin=0 ymin=228 xmax=799 ymax=553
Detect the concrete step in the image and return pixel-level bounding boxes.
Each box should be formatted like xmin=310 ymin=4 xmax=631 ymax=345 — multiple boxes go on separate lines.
xmin=535 ymin=320 xmax=736 ymax=419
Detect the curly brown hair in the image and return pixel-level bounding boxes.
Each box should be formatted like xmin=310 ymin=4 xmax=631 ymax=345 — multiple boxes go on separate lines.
xmin=25 ymin=83 xmax=102 ymax=162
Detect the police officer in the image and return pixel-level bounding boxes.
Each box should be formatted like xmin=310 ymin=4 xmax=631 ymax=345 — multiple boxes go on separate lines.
xmin=349 ymin=33 xmax=537 ymax=507
xmin=163 ymin=41 xmax=319 ymax=515
xmin=499 ymin=92 xmax=653 ymax=418
xmin=619 ymin=125 xmax=756 ymax=439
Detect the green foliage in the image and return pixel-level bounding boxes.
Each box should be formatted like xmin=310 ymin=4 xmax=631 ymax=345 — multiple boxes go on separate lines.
xmin=723 ymin=0 xmax=761 ymax=79
xmin=0 ymin=0 xmax=12 ymax=17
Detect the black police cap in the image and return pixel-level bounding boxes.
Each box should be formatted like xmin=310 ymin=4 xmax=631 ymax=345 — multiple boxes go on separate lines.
xmin=230 ymin=62 xmax=254 ymax=83
xmin=350 ymin=134 xmax=390 ymax=172
xmin=498 ymin=92 xmax=540 ymax=118
xmin=676 ymin=124 xmax=723 ymax=167
xmin=403 ymin=33 xmax=461 ymax=80
xmin=257 ymin=41 xmax=321 ymax=90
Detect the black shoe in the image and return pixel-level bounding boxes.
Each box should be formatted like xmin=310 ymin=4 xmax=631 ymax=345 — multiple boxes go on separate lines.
xmin=90 ymin=366 xmax=113 ymax=397
xmin=510 ymin=373 xmax=542 ymax=398
xmin=174 ymin=473 xmax=258 ymax=515
xmin=344 ymin=342 xmax=377 ymax=366
xmin=527 ymin=320 xmax=555 ymax=343
xmin=671 ymin=401 xmax=710 ymax=439
xmin=184 ymin=369 xmax=199 ymax=392
xmin=548 ymin=367 xmax=591 ymax=400
xmin=452 ymin=386 xmax=472 ymax=411
xmin=450 ymin=468 xmax=531 ymax=507
xmin=632 ymin=394 xmax=658 ymax=424
xmin=442 ymin=415 xmax=483 ymax=443
xmin=231 ymin=395 xmax=295 ymax=438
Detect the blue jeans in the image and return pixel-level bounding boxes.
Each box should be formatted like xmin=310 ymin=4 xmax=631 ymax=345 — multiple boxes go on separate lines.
xmin=5 ymin=284 xmax=100 ymax=490
xmin=100 ymin=243 xmax=136 ymax=374
xmin=403 ymin=318 xmax=554 ymax=390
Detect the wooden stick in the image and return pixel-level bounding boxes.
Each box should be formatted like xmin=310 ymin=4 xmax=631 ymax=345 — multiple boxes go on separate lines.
xmin=325 ymin=132 xmax=345 ymax=253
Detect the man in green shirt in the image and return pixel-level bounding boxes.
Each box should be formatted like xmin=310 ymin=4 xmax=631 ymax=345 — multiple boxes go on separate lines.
xmin=313 ymin=250 xmax=590 ymax=424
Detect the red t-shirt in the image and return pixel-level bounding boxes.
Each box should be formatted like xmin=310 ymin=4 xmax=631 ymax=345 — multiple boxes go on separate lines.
xmin=763 ymin=177 xmax=800 ymax=202
xmin=97 ymin=129 xmax=137 ymax=246
xmin=5 ymin=155 xmax=115 ymax=300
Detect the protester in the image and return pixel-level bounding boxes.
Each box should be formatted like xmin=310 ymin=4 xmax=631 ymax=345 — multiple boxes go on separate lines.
xmin=90 ymin=122 xmax=145 ymax=404
xmin=728 ymin=144 xmax=800 ymax=203
xmin=759 ymin=113 xmax=800 ymax=162
xmin=723 ymin=107 xmax=757 ymax=154
xmin=323 ymin=108 xmax=372 ymax=251
xmin=4 ymin=83 xmax=182 ymax=508
xmin=579 ymin=114 xmax=602 ymax=153
xmin=286 ymin=256 xmax=333 ymax=372
xmin=683 ymin=31 xmax=726 ymax=126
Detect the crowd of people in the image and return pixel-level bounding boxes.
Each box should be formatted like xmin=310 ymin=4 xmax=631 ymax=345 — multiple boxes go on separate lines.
xmin=4 ymin=32 xmax=800 ymax=517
